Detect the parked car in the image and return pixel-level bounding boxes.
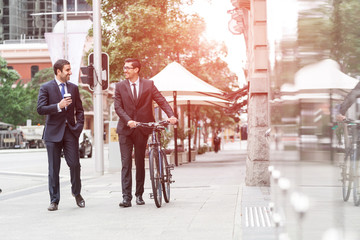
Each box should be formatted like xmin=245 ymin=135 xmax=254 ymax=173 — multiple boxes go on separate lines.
xmin=61 ymin=130 xmax=92 ymax=158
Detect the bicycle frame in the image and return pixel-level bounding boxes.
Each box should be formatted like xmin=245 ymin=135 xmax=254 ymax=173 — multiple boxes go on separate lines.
xmin=149 ymin=129 xmax=164 ymax=181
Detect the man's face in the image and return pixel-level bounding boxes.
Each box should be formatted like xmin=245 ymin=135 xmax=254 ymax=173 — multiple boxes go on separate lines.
xmin=123 ymin=62 xmax=138 ymax=80
xmin=57 ymin=64 xmax=72 ymax=82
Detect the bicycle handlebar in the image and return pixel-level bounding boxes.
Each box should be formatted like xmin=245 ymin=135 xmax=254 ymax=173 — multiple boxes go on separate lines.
xmin=340 ymin=119 xmax=360 ymax=125
xmin=136 ymin=120 xmax=169 ymax=129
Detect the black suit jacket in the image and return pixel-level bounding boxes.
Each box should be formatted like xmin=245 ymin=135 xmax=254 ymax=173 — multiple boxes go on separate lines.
xmin=114 ymin=78 xmax=174 ymax=136
xmin=37 ymin=79 xmax=84 ymax=142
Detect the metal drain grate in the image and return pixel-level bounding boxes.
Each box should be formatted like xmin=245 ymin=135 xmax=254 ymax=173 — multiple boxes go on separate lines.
xmin=244 ymin=206 xmax=274 ymax=227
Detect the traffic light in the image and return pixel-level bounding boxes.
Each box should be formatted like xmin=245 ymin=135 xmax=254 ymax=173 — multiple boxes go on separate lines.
xmin=88 ymin=52 xmax=109 ymax=91
xmin=80 ymin=65 xmax=94 ymax=90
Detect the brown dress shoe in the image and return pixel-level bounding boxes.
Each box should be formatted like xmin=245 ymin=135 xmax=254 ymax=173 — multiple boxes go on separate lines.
xmin=75 ymin=194 xmax=85 ymax=208
xmin=47 ymin=202 xmax=58 ymax=211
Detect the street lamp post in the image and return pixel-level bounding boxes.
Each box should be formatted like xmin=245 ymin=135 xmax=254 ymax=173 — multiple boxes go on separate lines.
xmin=63 ymin=0 xmax=68 ymax=59
xmin=93 ymin=0 xmax=104 ymax=175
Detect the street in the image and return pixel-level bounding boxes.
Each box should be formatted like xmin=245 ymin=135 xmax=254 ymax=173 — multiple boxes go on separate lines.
xmin=2 ymin=142 xmax=360 ymax=240
xmin=0 ymin=142 xmax=246 ymax=240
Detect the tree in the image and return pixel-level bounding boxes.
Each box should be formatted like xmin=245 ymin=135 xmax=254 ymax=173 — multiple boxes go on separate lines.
xmin=99 ymin=0 xmax=239 ymax=143
xmin=0 ymin=57 xmax=31 ymax=126
xmin=331 ymin=0 xmax=360 ymax=76
xmin=26 ymin=67 xmax=54 ymax=125
xmin=272 ymin=0 xmax=360 ymax=90
xmin=79 ymin=86 xmax=93 ymax=112
xmin=100 ymin=0 xmax=236 ymax=92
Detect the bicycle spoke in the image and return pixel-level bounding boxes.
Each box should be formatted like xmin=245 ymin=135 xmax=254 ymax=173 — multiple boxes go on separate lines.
xmin=161 ymin=150 xmax=171 ymax=203
xmin=149 ymin=149 xmax=162 ymax=208
xmin=353 ymin=159 xmax=360 ymax=206
xmin=342 ymin=149 xmax=352 ymax=201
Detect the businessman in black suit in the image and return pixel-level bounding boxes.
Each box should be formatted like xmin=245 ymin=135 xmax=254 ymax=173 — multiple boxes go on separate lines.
xmin=115 ymin=58 xmax=177 ymax=207
xmin=37 ymin=59 xmax=85 ymax=211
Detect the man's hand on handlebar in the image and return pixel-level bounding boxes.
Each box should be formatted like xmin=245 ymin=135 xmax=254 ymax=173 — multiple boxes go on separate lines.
xmin=127 ymin=120 xmax=138 ymax=128
xmin=336 ymin=114 xmax=346 ymax=122
xmin=167 ymin=116 xmax=177 ymax=125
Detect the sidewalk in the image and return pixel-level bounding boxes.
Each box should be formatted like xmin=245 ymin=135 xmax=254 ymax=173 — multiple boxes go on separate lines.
xmin=0 ymin=141 xmax=248 ymax=240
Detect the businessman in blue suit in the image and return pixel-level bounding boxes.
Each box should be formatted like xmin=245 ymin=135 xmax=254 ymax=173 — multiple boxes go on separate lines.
xmin=37 ymin=59 xmax=85 ymax=211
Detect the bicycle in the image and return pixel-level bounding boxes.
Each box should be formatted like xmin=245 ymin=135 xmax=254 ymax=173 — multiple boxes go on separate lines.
xmin=137 ymin=120 xmax=175 ymax=208
xmin=337 ymin=119 xmax=360 ymax=205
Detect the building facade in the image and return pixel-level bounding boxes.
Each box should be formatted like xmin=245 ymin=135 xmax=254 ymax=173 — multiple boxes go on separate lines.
xmin=0 ymin=0 xmax=92 ymax=83
xmin=230 ymin=0 xmax=270 ymax=186
xmin=0 ymin=0 xmax=57 ymax=43
xmin=0 ymin=0 xmax=91 ymax=43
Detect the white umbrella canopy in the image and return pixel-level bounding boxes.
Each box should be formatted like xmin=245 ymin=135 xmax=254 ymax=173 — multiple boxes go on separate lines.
xmin=151 ymin=62 xmax=225 ymax=98
xmin=280 ymin=59 xmax=358 ymax=101
xmin=163 ymin=95 xmax=230 ymax=108
xmin=294 ymin=59 xmax=358 ymax=91
xmin=151 ymin=62 xmax=227 ymax=166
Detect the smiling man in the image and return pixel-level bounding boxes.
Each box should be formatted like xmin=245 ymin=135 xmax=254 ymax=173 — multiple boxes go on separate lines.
xmin=115 ymin=58 xmax=177 ymax=208
xmin=37 ymin=59 xmax=85 ymax=211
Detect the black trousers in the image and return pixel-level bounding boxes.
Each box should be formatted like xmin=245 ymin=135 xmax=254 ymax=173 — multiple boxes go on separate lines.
xmin=119 ymin=129 xmax=148 ymax=201
xmin=45 ymin=127 xmax=81 ymax=204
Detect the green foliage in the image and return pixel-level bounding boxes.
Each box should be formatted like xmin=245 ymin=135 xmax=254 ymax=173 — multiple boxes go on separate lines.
xmin=0 ymin=57 xmax=30 ymax=126
xmin=197 ymin=144 xmax=209 ymax=154
xmin=101 ymin=0 xmax=237 ymax=92
xmin=27 ymin=68 xmax=54 ymax=125
xmin=79 ymin=86 xmax=93 ymax=112
xmin=331 ymin=0 xmax=360 ymax=76
xmin=272 ymin=0 xmax=360 ymax=89
xmin=161 ymin=128 xmax=173 ymax=149
xmin=176 ymin=125 xmax=187 ymax=141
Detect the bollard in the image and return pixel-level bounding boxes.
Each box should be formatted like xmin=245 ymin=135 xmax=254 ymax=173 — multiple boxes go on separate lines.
xmin=291 ymin=192 xmax=309 ymax=240
xmin=278 ymin=177 xmax=291 ymax=238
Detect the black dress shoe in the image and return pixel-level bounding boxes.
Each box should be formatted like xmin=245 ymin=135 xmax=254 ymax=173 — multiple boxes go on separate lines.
xmin=136 ymin=196 xmax=145 ymax=205
xmin=75 ymin=194 xmax=85 ymax=208
xmin=119 ymin=199 xmax=132 ymax=208
xmin=47 ymin=202 xmax=58 ymax=211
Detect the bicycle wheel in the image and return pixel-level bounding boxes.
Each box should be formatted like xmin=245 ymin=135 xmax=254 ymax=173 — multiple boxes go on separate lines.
xmin=149 ymin=148 xmax=162 ymax=208
xmin=160 ymin=150 xmax=171 ymax=203
xmin=342 ymin=149 xmax=353 ymax=201
xmin=353 ymin=158 xmax=360 ymax=206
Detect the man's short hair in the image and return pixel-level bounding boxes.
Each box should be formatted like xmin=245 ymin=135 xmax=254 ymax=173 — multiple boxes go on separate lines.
xmin=53 ymin=59 xmax=70 ymax=75
xmin=125 ymin=58 xmax=141 ymax=72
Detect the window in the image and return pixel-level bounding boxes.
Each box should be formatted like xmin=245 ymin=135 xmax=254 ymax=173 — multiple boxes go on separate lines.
xmin=31 ymin=65 xmax=39 ymax=79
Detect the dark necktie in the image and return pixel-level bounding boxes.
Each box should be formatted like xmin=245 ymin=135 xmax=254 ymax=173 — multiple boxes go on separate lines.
xmin=60 ymin=83 xmax=65 ymax=98
xmin=132 ymin=83 xmax=137 ymax=102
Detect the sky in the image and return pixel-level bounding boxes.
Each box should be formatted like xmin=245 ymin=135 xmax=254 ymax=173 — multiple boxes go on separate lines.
xmin=184 ymin=0 xmax=247 ymax=86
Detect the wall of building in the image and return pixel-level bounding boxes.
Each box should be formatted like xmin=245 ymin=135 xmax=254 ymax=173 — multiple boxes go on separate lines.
xmin=8 ymin=62 xmax=52 ymax=83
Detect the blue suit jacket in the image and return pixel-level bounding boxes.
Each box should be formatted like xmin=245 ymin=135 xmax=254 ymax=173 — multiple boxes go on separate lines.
xmin=37 ymin=79 xmax=84 ymax=142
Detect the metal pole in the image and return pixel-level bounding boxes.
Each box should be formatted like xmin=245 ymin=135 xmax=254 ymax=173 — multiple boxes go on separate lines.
xmin=63 ymin=0 xmax=68 ymax=59
xmin=330 ymin=89 xmax=334 ymax=163
xmin=93 ymin=0 xmax=104 ymax=175
xmin=173 ymin=91 xmax=178 ymax=166
xmin=187 ymin=100 xmax=191 ymax=163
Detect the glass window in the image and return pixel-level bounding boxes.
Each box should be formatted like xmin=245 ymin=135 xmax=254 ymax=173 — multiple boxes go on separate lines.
xmin=31 ymin=65 xmax=39 ymax=79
